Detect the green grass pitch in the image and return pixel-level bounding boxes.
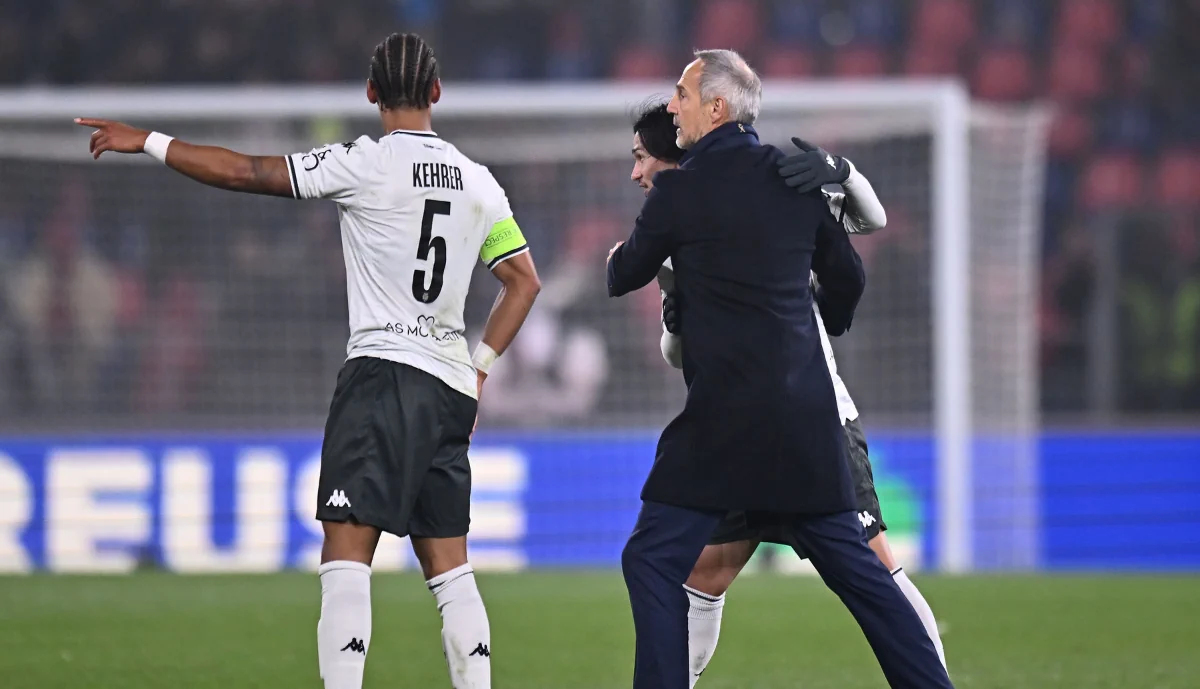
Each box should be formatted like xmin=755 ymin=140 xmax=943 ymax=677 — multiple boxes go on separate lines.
xmin=1 ymin=572 xmax=1196 ymax=688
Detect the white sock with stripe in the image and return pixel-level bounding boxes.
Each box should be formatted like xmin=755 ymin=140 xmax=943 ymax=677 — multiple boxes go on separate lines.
xmin=892 ymin=567 xmax=946 ymax=668
xmin=684 ymin=584 xmax=726 ymax=687
xmin=428 ymin=563 xmax=492 ymax=689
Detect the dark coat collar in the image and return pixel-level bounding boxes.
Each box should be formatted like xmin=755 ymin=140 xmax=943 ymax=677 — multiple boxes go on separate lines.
xmin=679 ymin=121 xmax=760 ymax=166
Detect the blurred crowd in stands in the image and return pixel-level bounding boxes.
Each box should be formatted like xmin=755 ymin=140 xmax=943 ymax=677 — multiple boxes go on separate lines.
xmin=1 ymin=0 xmax=1198 ymax=425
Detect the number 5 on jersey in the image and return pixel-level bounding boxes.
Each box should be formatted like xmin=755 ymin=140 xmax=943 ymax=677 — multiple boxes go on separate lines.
xmin=413 ymin=200 xmax=451 ymax=303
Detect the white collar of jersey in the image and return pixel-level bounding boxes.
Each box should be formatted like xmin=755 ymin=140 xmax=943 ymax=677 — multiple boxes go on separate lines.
xmin=388 ymin=129 xmax=439 ymax=138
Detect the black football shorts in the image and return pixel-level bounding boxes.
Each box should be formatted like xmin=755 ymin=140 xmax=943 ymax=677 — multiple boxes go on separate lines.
xmin=708 ymin=417 xmax=886 ymax=550
xmin=315 ymin=357 xmax=477 ymax=539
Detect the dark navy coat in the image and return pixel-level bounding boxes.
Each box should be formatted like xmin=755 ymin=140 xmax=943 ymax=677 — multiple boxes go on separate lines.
xmin=607 ymin=122 xmax=866 ymax=515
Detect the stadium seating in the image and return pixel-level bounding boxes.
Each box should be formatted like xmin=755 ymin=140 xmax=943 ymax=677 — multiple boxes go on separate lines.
xmin=831 ymin=46 xmax=889 ymax=79
xmin=972 ymin=45 xmax=1035 ymax=102
xmin=1047 ymin=45 xmax=1107 ymax=102
xmin=1153 ymin=150 xmax=1200 ymax=208
xmin=1047 ymin=107 xmax=1095 ymax=159
xmin=911 ymin=0 xmax=978 ymax=52
xmin=760 ymin=46 xmax=819 ymax=78
xmin=0 ymin=0 xmax=1193 ymax=414
xmin=1078 ymin=153 xmax=1145 ymax=211
xmin=694 ymin=0 xmax=762 ymax=56
xmin=902 ymin=44 xmax=961 ymax=77
xmin=1055 ymin=0 xmax=1122 ymax=49
xmin=612 ymin=45 xmax=672 ymax=81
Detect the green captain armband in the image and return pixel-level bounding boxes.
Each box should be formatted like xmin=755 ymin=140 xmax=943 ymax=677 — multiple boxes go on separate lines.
xmin=480 ymin=216 xmax=529 ymax=269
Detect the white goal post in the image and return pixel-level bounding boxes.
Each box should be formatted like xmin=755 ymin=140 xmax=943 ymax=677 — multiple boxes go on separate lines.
xmin=0 ymin=80 xmax=1050 ymax=572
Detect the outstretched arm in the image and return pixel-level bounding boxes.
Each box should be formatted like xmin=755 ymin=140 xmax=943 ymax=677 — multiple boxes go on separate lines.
xmin=76 ymin=118 xmax=293 ymax=197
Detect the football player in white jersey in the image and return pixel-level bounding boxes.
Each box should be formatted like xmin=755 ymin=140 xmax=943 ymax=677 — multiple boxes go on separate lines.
xmin=78 ymin=33 xmax=538 ymax=689
xmin=628 ymin=100 xmax=947 ymax=685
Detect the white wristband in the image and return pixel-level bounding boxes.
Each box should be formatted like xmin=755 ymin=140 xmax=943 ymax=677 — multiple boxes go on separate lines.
xmin=472 ymin=342 xmax=499 ymax=374
xmin=143 ymin=132 xmax=174 ymax=163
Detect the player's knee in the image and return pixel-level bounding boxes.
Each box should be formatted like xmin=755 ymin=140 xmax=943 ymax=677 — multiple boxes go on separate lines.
xmin=411 ymin=536 xmax=469 ymax=580
xmin=867 ymin=532 xmax=899 ymax=572
xmin=320 ymin=519 xmax=380 ymax=566
xmin=685 ymin=565 xmax=735 ymax=597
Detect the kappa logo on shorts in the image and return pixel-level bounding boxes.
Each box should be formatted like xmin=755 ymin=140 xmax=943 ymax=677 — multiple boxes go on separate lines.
xmin=469 ymin=642 xmax=490 ymax=658
xmin=326 ymin=489 xmax=352 ymax=508
xmin=858 ymin=511 xmax=876 ymax=528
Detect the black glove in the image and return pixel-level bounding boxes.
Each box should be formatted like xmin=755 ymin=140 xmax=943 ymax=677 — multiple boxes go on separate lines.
xmin=662 ymin=292 xmax=680 ymax=334
xmin=778 ymin=137 xmax=851 ymax=194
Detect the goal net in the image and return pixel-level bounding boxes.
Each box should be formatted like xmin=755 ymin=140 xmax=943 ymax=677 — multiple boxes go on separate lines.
xmin=0 ymin=82 xmax=1048 ymax=572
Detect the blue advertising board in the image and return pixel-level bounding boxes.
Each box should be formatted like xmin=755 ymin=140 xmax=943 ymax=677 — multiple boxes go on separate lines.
xmin=0 ymin=430 xmax=1196 ymax=572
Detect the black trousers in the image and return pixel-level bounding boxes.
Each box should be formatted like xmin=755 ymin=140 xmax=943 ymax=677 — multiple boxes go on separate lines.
xmin=620 ymin=500 xmax=954 ymax=689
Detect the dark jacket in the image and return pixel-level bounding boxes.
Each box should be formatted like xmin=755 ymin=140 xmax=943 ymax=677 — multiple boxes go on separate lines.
xmin=607 ymin=122 xmax=865 ymax=514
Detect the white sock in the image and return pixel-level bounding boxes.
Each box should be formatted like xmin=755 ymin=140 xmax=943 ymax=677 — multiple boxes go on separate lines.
xmin=428 ymin=563 xmax=492 ymax=689
xmin=684 ymin=585 xmax=725 ymax=687
xmin=892 ymin=567 xmax=946 ymax=668
xmin=317 ymin=561 xmax=372 ymax=689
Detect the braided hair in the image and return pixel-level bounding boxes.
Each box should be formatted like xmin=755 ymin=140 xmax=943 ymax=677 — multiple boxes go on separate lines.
xmin=369 ymin=33 xmax=439 ymax=110
xmin=632 ymin=98 xmax=684 ymax=164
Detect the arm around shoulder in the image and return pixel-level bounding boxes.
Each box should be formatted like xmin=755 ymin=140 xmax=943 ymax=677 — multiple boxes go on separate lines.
xmin=608 ymin=180 xmax=678 ymax=297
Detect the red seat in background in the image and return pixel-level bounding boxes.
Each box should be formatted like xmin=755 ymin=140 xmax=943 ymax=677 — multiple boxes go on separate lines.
xmin=972 ymin=45 xmax=1034 ymax=102
xmin=1153 ymin=149 xmax=1200 ymax=209
xmin=911 ymin=0 xmax=977 ymax=52
xmin=613 ymin=45 xmax=671 ymax=80
xmin=1047 ymin=45 xmax=1107 ymax=102
xmin=903 ymin=43 xmax=960 ymax=77
xmin=1047 ymin=107 xmax=1095 ymax=160
xmin=1056 ymin=0 xmax=1122 ymax=49
xmin=1078 ymin=152 xmax=1144 ymax=211
xmin=761 ymin=46 xmax=817 ymax=78
xmin=831 ymin=46 xmax=888 ymax=79
xmin=694 ymin=0 xmax=762 ymax=56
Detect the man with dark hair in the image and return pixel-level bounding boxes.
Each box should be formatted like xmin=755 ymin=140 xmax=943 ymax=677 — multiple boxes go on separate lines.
xmin=77 ymin=32 xmax=540 ymax=689
xmin=630 ymin=99 xmax=947 ymax=685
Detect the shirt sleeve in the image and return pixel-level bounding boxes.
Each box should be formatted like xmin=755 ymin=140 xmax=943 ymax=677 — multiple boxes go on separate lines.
xmin=834 ymin=161 xmax=887 ymax=235
xmin=480 ymin=216 xmax=530 ymax=269
xmin=660 ymin=329 xmax=684 ymax=369
xmin=286 ymin=135 xmax=372 ymax=204
xmin=481 ymin=168 xmax=515 ymax=226
xmin=477 ymin=171 xmax=529 ymax=269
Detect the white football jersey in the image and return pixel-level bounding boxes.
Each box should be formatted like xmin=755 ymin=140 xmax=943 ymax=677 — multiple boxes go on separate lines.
xmin=814 ymin=190 xmax=861 ymax=423
xmin=812 ymin=292 xmax=859 ymax=423
xmin=287 ymin=129 xmax=529 ymax=400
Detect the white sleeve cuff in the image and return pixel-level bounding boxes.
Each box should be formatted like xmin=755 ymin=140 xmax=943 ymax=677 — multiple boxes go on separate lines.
xmin=660 ymin=330 xmax=684 ymax=369
xmin=285 ymin=155 xmax=300 ymax=199
xmin=839 ymin=160 xmax=887 ymax=234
